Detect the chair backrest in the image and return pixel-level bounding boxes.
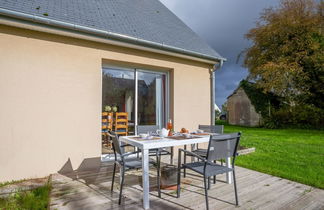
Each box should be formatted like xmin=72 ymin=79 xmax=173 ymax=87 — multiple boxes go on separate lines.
xmin=115 ymin=112 xmax=128 ymax=135
xmin=137 ymin=125 xmax=159 ymax=134
xmin=206 ymin=132 xmax=241 ymax=161
xmin=199 ymin=125 xmax=224 ymax=134
xmin=108 ymin=131 xmax=122 ymax=156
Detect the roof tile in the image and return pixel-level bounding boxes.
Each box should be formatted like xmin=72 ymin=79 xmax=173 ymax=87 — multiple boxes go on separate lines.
xmin=0 ymin=0 xmax=224 ymax=60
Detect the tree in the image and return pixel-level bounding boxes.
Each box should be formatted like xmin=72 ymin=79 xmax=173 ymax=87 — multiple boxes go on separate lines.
xmin=221 ymin=102 xmax=228 ymax=114
xmin=215 ymin=109 xmax=221 ymax=119
xmin=243 ymin=0 xmax=324 ymax=109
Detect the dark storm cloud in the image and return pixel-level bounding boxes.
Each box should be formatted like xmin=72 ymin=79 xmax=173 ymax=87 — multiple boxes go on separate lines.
xmin=160 ymin=0 xmax=280 ymax=109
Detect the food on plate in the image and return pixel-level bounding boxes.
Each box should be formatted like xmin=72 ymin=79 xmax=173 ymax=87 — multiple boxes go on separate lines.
xmin=180 ymin=128 xmax=189 ymax=133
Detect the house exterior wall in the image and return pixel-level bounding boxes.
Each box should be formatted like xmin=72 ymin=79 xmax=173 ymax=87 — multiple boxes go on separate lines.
xmin=0 ymin=25 xmax=212 ymax=182
xmin=227 ymin=88 xmax=261 ymax=127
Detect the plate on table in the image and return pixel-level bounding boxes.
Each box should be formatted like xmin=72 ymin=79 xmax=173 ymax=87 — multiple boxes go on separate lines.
xmin=191 ymin=133 xmax=210 ymax=136
xmin=130 ymin=136 xmax=161 ymax=141
xmin=166 ymin=135 xmax=202 ymax=140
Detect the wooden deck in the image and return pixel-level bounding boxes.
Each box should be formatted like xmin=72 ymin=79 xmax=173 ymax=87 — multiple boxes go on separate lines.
xmin=50 ymin=160 xmax=324 ymax=210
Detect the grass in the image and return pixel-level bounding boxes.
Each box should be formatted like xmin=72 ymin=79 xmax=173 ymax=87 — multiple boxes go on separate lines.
xmin=0 ymin=184 xmax=51 ymax=209
xmin=221 ymin=123 xmax=324 ymax=189
xmin=0 ymin=179 xmax=26 ymax=188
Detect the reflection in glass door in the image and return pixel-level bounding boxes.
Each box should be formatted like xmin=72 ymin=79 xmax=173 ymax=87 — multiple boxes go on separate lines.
xmin=102 ymin=68 xmax=135 ymax=130
xmin=137 ymin=71 xmax=166 ymax=128
xmin=102 ymin=67 xmax=168 ymax=135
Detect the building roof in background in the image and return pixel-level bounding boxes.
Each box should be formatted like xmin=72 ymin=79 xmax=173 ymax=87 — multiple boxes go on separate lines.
xmin=0 ymin=0 xmax=225 ymax=63
xmin=227 ymin=80 xmax=281 ymax=117
xmin=214 ymin=104 xmax=221 ymax=112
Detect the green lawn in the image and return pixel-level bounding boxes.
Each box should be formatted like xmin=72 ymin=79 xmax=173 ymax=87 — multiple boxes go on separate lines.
xmin=222 ymin=124 xmax=324 ymax=189
xmin=0 ymin=184 xmax=51 ymax=209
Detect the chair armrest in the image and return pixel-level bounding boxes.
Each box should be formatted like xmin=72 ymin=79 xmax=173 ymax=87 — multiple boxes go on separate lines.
xmin=159 ymin=148 xmax=172 ymax=154
xmin=121 ymin=151 xmax=140 ymax=157
xmin=120 ymin=144 xmax=134 ymax=148
xmin=178 ymin=148 xmax=206 ymax=162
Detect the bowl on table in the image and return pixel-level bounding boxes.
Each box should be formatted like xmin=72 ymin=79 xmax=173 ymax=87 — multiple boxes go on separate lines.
xmin=139 ymin=133 xmax=149 ymax=138
xmin=183 ymin=133 xmax=191 ymax=138
xmin=197 ymin=129 xmax=204 ymax=133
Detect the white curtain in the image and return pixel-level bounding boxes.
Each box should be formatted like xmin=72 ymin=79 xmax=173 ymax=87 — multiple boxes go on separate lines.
xmin=155 ymin=76 xmax=163 ymax=128
xmin=125 ymin=91 xmax=133 ymax=120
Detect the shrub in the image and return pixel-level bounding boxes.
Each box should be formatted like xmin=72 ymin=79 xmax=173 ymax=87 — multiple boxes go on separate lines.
xmin=263 ymin=104 xmax=324 ymax=129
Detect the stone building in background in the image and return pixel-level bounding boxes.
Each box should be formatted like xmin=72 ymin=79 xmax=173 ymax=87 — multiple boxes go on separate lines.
xmin=226 ymin=79 xmax=278 ymax=127
xmin=227 ymin=87 xmax=262 ymax=127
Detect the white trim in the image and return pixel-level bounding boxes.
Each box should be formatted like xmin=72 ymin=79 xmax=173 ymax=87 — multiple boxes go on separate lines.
xmin=166 ymin=72 xmax=170 ymax=128
xmin=134 ymin=70 xmax=138 ymax=135
xmin=102 ymin=65 xmax=135 ymax=72
xmin=136 ymin=68 xmax=168 ymax=75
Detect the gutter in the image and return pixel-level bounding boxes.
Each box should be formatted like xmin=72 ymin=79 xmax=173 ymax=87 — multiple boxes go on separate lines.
xmin=0 ymin=8 xmax=226 ymax=64
xmin=210 ymin=60 xmax=224 ymax=125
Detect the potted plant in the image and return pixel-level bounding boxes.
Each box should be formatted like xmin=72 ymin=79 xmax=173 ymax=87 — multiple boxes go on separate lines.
xmin=112 ymin=105 xmax=118 ymax=112
xmin=104 ymin=105 xmax=112 ymax=112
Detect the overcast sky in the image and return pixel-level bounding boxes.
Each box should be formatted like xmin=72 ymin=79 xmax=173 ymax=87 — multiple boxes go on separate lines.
xmin=160 ymin=0 xmax=281 ymax=109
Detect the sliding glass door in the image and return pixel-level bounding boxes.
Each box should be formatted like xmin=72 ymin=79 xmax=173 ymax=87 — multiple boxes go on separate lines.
xmin=102 ymin=67 xmax=168 ymax=133
xmin=102 ymin=67 xmax=135 ymax=123
xmin=137 ymin=71 xmax=166 ymax=128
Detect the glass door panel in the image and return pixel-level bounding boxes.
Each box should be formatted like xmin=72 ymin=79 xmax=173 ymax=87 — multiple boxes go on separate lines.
xmin=137 ymin=71 xmax=166 ymax=128
xmin=102 ymin=67 xmax=135 ymax=130
xmin=102 ymin=67 xmax=167 ymax=157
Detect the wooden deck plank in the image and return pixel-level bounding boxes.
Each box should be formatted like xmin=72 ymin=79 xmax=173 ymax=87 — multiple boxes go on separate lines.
xmin=50 ymin=161 xmax=324 ymax=210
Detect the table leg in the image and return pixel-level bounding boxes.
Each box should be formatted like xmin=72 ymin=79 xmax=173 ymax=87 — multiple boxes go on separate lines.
xmin=225 ymin=157 xmax=232 ymax=184
xmin=142 ymin=149 xmax=150 ymax=209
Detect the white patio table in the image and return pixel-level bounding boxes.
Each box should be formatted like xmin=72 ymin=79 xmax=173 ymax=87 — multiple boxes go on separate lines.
xmin=119 ymin=135 xmax=233 ymax=209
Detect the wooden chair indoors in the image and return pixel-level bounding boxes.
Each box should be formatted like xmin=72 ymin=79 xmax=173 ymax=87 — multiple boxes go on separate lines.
xmin=102 ymin=112 xmax=113 ymax=149
xmin=115 ymin=112 xmax=128 ymax=136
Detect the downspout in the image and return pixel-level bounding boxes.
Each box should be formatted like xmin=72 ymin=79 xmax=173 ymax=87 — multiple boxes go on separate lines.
xmin=210 ymin=60 xmax=224 ymax=125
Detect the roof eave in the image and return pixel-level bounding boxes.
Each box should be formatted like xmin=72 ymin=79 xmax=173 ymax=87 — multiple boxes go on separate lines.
xmin=0 ymin=8 xmax=226 ymax=64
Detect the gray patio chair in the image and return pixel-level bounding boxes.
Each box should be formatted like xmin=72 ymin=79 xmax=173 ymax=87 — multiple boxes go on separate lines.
xmin=177 ymin=132 xmax=241 ymax=210
xmin=109 ymin=131 xmax=162 ymax=204
xmin=198 ymin=125 xmax=224 ymax=133
xmin=183 ymin=125 xmax=224 ymax=184
xmin=137 ymin=125 xmax=174 ymax=165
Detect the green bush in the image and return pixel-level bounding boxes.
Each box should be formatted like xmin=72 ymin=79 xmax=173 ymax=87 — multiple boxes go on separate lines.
xmin=263 ymin=117 xmax=280 ymax=129
xmin=215 ymin=120 xmax=229 ymax=126
xmin=263 ymin=104 xmax=324 ymax=129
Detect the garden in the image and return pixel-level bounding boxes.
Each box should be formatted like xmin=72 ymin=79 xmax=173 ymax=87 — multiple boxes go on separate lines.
xmin=221 ymin=123 xmax=324 ymax=189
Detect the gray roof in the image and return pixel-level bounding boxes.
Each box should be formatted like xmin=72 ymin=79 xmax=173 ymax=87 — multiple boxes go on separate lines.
xmin=0 ymin=0 xmax=225 ymax=62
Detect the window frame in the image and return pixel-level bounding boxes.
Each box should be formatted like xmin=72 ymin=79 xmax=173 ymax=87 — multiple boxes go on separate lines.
xmin=102 ymin=65 xmax=170 ymax=134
